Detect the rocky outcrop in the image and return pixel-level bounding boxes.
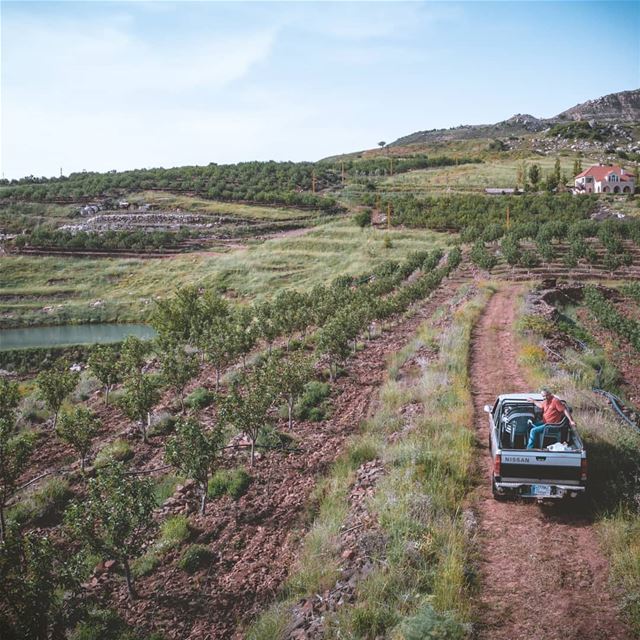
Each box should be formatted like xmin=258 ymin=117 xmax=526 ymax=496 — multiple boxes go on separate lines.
xmin=556 ymin=89 xmax=640 ymax=123
xmin=387 ymin=89 xmax=639 ymax=148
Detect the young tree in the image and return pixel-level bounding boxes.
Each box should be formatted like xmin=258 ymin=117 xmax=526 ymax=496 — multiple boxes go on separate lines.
xmin=0 ymin=529 xmax=70 ymax=640
xmin=219 ymin=368 xmax=276 ymax=467
xmin=56 ymin=406 xmax=101 ymax=472
xmin=528 ymin=163 xmax=541 ymax=190
xmin=267 ymin=352 xmax=314 ymax=429
xmin=573 ymin=157 xmax=583 ymax=177
xmin=165 ymin=417 xmax=224 ymax=514
xmin=88 ymin=344 xmax=120 ymax=405
xmin=35 ymin=360 xmax=79 ymax=429
xmin=158 ymin=342 xmax=199 ymax=412
xmin=254 ymin=300 xmax=280 ymax=353
xmin=118 ymin=335 xmax=149 ymax=378
xmin=65 ymin=463 xmax=156 ymax=599
xmin=119 ymin=374 xmax=160 ymax=443
xmin=0 ymin=425 xmax=33 ymax=543
xmin=232 ymin=306 xmax=258 ymax=368
xmin=0 ymin=379 xmax=20 ymax=425
xmin=553 ymin=157 xmax=562 ymax=184
xmin=152 ymin=285 xmax=201 ymax=345
xmin=516 ymin=160 xmax=527 ymax=190
xmin=204 ymin=316 xmax=236 ymax=391
xmin=354 ymin=209 xmax=373 ymax=229
xmin=272 ymin=289 xmax=309 ymax=349
xmin=378 ymin=141 xmax=386 ymax=149
xmin=316 ymin=316 xmax=352 ymax=381
xmin=192 ymin=290 xmax=230 ymax=361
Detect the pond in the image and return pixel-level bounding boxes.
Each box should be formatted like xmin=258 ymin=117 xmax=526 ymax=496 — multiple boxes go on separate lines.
xmin=0 ymin=323 xmax=156 ymax=351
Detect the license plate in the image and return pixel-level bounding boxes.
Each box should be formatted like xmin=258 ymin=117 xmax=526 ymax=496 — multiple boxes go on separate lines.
xmin=532 ymin=484 xmax=551 ymax=497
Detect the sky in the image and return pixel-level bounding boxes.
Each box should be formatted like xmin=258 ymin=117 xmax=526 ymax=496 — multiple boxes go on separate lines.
xmin=1 ymin=1 xmax=639 ymax=179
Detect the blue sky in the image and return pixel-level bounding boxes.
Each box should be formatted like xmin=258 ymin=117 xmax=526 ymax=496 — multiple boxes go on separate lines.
xmin=1 ymin=1 xmax=639 ymax=179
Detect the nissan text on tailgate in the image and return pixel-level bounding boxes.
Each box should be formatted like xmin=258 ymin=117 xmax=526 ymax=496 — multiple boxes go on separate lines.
xmin=484 ymin=393 xmax=587 ymax=500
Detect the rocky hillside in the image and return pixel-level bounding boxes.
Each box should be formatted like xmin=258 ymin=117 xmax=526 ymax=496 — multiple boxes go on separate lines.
xmin=556 ymin=89 xmax=640 ymax=122
xmin=389 ymin=88 xmax=640 ymax=147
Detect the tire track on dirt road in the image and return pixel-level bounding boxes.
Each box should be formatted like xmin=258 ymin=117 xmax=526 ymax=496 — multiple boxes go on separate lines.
xmin=470 ymin=286 xmax=632 ymax=640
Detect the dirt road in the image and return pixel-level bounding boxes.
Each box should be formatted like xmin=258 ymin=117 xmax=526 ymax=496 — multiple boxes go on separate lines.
xmin=470 ymin=286 xmax=632 ymax=640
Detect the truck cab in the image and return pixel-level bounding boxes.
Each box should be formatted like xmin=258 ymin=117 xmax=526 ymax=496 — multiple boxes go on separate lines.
xmin=485 ymin=393 xmax=587 ymax=500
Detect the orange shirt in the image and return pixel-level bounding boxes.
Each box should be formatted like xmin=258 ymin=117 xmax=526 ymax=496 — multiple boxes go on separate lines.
xmin=542 ymin=396 xmax=566 ymax=423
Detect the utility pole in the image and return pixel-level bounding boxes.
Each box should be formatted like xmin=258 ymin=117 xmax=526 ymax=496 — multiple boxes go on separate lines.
xmin=389 ymin=157 xmax=394 ymax=176
xmin=387 ymin=203 xmax=392 ymax=230
xmin=341 ymin=161 xmax=345 ymax=184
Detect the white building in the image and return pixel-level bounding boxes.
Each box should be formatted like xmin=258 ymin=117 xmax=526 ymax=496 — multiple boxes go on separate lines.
xmin=573 ymin=164 xmax=635 ymax=194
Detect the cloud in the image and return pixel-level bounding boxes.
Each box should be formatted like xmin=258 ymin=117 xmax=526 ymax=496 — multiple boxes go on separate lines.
xmin=288 ymin=2 xmax=462 ymax=42
xmin=2 ymin=11 xmax=277 ymax=101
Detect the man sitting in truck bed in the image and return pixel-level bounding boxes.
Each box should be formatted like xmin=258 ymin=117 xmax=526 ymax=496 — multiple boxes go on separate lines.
xmin=526 ymin=388 xmax=576 ymax=449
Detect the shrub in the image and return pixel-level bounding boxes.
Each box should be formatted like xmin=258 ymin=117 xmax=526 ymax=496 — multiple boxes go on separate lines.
xmin=93 ymin=439 xmax=134 ymax=468
xmin=19 ymin=393 xmax=49 ymax=424
xmin=148 ymin=412 xmax=176 ymax=437
xmin=347 ymin=440 xmax=378 ymax=468
xmin=9 ymin=477 xmax=72 ymax=526
xmin=69 ymin=608 xmax=138 ymax=640
xmin=71 ymin=370 xmax=101 ymax=403
xmin=520 ymin=344 xmax=546 ymax=366
xmin=397 ymin=603 xmax=469 ymax=640
xmin=350 ymin=604 xmax=398 ymax=637
xmin=158 ymin=515 xmax=191 ymax=551
xmin=153 ymin=474 xmax=183 ymax=503
xmin=294 ymin=381 xmax=331 ymax=421
xmin=208 ymin=468 xmax=252 ymax=500
xmin=354 ymin=209 xmax=372 ymax=228
xmin=178 ymin=544 xmax=214 ymax=574
xmin=517 ymin=314 xmax=555 ymax=337
xmin=131 ymin=552 xmax=161 ymax=578
xmin=255 ymin=426 xmax=295 ymax=449
xmin=185 ymin=387 xmax=216 ymax=410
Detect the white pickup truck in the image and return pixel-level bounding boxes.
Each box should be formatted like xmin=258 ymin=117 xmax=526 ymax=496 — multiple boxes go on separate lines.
xmin=485 ymin=393 xmax=587 ymax=500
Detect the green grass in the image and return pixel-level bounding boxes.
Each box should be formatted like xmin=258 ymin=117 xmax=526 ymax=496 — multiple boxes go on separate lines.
xmin=93 ymin=439 xmax=134 ymax=468
xmin=132 ymin=514 xmax=192 ymax=578
xmin=372 ymin=155 xmax=597 ymax=193
xmin=208 ymin=468 xmax=252 ymax=500
xmin=0 ymin=219 xmax=453 ymax=328
xmin=515 ymin=293 xmax=640 ymax=633
xmin=136 ymin=191 xmax=323 ymax=221
xmin=8 ymin=477 xmax=72 ymax=527
xmin=246 ymin=284 xmax=490 ymax=639
xmin=178 ymin=544 xmax=214 ymax=574
xmin=152 ymin=474 xmax=184 ymax=503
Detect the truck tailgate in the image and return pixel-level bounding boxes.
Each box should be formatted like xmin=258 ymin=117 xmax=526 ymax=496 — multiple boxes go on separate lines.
xmin=500 ymin=450 xmax=582 ymax=482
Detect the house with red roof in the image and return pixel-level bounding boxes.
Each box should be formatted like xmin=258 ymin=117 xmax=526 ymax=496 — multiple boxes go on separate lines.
xmin=573 ymin=164 xmax=635 ymax=194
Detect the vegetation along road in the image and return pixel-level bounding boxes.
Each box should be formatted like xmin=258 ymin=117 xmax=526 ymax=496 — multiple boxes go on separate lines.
xmin=470 ymin=286 xmax=633 ymax=640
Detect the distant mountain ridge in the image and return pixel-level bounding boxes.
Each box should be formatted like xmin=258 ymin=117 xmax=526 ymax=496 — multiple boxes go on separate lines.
xmin=390 ymin=89 xmax=640 ymax=147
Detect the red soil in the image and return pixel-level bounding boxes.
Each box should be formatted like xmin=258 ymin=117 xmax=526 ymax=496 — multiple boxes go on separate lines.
xmin=470 ymin=287 xmax=633 ymax=640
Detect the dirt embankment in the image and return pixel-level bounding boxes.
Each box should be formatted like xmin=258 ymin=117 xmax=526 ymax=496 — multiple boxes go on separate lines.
xmin=470 ymin=287 xmax=632 ymax=640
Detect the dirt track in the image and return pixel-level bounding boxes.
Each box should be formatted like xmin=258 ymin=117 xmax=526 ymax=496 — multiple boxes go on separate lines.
xmin=470 ymin=286 xmax=632 ymax=640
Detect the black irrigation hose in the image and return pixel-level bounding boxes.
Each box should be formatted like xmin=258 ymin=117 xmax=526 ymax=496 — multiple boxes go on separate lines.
xmin=593 ymin=388 xmax=639 ymax=431
xmin=546 ymin=349 xmax=638 ymax=430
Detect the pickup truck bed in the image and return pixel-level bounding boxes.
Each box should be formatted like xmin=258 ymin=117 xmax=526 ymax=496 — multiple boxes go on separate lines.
xmin=486 ymin=393 xmax=587 ymax=500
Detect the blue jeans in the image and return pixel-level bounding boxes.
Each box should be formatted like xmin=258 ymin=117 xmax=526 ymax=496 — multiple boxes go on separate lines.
xmin=527 ymin=422 xmax=547 ymax=449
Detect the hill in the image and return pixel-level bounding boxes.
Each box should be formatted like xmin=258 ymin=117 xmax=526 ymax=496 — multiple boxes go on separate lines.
xmin=557 ymin=88 xmax=640 ymax=122
xmin=388 ymin=88 xmax=640 ymax=148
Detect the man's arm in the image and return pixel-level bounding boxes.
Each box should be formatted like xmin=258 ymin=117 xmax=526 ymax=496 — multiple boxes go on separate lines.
xmin=527 ymin=397 xmax=543 ymax=408
xmin=564 ymin=407 xmax=576 ymax=427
